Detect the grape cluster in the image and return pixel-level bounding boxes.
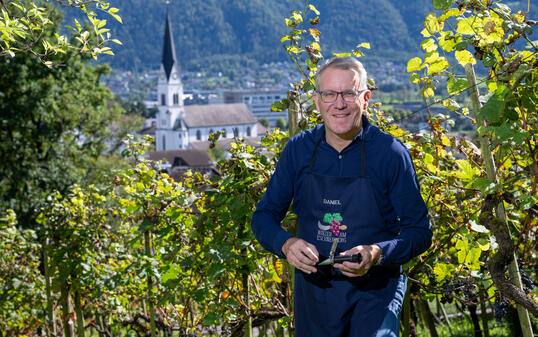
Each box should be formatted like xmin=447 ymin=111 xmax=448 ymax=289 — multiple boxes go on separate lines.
xmin=520 ymin=270 xmax=536 ymax=294
xmin=493 ymin=296 xmax=508 ymax=322
xmin=440 ymin=279 xmax=476 ymax=303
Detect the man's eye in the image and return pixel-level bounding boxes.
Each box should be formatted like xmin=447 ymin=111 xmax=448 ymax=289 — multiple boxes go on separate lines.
xmin=343 ymin=92 xmax=356 ymax=98
xmin=324 ymin=92 xmax=337 ymax=98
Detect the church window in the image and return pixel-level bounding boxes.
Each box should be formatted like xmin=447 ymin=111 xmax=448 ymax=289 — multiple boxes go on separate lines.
xmin=162 ymin=135 xmax=166 ymax=150
xmin=247 ymin=127 xmax=251 ymax=137
xmin=233 ymin=128 xmax=238 ymax=137
xmin=162 ymin=119 xmax=167 ymax=126
xmin=161 ymin=94 xmax=166 ymax=106
xmin=222 ymin=128 xmax=227 ymax=138
xmin=173 ymin=93 xmax=179 ymax=105
xmin=196 ymin=130 xmax=201 ymax=140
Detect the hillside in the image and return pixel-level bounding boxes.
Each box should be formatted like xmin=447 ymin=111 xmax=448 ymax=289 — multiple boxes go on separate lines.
xmin=62 ymin=0 xmax=529 ymax=73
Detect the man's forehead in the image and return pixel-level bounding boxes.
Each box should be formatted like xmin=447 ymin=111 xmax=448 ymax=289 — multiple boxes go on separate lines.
xmin=318 ymin=67 xmax=360 ymax=88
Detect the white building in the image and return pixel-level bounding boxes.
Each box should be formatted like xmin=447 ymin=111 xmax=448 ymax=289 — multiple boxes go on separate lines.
xmin=154 ymin=12 xmax=257 ymax=151
xmin=224 ymin=90 xmax=287 ymax=126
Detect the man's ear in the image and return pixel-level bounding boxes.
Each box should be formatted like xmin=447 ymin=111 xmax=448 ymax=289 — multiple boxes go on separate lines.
xmin=313 ymin=92 xmax=321 ymax=112
xmin=362 ymin=90 xmax=372 ymax=109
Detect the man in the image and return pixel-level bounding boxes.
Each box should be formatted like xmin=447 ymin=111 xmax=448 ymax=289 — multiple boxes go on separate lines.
xmin=251 ymin=57 xmax=431 ymax=337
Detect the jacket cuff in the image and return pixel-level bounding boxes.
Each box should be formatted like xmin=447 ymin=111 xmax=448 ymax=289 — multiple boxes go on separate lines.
xmin=273 ymin=231 xmax=294 ymax=259
xmin=374 ymin=240 xmax=395 ymax=265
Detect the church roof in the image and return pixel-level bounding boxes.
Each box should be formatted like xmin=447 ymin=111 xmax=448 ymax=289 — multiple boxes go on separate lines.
xmin=184 ymin=103 xmax=256 ymax=128
xmin=162 ymin=11 xmax=177 ymax=81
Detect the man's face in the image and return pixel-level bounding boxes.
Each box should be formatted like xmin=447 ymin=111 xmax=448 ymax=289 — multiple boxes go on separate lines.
xmin=314 ymin=67 xmax=370 ymax=145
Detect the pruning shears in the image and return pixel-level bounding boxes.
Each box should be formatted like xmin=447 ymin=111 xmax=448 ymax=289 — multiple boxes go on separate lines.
xmin=317 ymin=238 xmax=362 ymax=266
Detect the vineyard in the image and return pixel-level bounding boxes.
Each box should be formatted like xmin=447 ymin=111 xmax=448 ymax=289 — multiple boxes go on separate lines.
xmin=1 ymin=0 xmax=537 ymax=336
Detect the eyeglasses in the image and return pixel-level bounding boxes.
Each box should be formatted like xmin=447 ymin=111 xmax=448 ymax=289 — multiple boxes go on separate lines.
xmin=316 ymin=89 xmax=366 ymax=103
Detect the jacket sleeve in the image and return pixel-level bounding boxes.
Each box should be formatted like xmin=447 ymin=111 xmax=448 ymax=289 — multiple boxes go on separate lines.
xmin=375 ymin=141 xmax=432 ymax=265
xmin=251 ymin=142 xmax=295 ymax=258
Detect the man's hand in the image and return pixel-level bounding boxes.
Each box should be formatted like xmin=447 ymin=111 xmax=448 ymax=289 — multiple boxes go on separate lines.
xmin=334 ymin=244 xmax=381 ymax=277
xmin=282 ymin=237 xmax=319 ymax=274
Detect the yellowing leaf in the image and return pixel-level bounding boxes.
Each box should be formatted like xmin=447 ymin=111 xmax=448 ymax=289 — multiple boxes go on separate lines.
xmin=441 ymin=135 xmax=451 ymax=147
xmin=482 ymin=17 xmax=504 ymax=44
xmin=438 ymin=31 xmax=456 ymax=52
xmin=421 ymin=28 xmax=432 ymax=38
xmin=455 ymin=159 xmax=479 ymax=181
xmin=477 ymin=238 xmax=491 ymax=251
xmin=457 ymin=18 xmax=479 ymax=35
xmin=439 ymin=8 xmax=464 ymax=21
xmin=427 ymin=58 xmax=450 ymax=75
xmin=455 ymin=49 xmax=476 ymax=67
xmin=423 ymin=12 xmax=444 ymax=35
xmin=421 ymin=38 xmax=438 ymax=52
xmin=307 ymin=28 xmax=320 ymax=38
xmin=407 ymin=57 xmax=423 ymax=72
xmin=424 ymin=51 xmax=440 ymax=64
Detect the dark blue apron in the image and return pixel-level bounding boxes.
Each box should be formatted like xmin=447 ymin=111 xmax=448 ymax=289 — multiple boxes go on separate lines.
xmin=293 ymin=136 xmax=404 ymax=337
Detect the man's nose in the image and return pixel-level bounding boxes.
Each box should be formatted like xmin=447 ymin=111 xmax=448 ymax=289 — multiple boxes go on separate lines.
xmin=334 ymin=93 xmax=347 ymax=108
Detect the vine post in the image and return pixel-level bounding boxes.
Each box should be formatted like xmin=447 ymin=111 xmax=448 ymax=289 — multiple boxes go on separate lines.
xmin=144 ymin=226 xmax=157 ymax=337
xmin=43 ymin=237 xmax=57 ymax=336
xmin=465 ymin=63 xmax=533 ymax=337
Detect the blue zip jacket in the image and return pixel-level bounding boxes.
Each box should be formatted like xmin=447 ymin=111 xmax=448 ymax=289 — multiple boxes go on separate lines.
xmin=251 ymin=116 xmax=432 ymax=265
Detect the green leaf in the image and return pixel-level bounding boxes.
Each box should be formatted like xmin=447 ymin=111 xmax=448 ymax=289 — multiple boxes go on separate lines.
xmin=472 ymin=178 xmax=496 ymax=194
xmin=271 ymin=99 xmax=289 ymax=112
xmin=447 ymin=77 xmax=468 ymax=94
xmin=433 ymin=0 xmax=453 ymax=10
xmin=479 ymin=88 xmax=508 ymax=123
xmin=477 ymin=238 xmax=491 ymax=251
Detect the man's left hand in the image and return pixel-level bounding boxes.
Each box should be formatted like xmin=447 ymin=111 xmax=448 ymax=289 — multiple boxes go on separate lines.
xmin=333 ymin=244 xmax=382 ymax=277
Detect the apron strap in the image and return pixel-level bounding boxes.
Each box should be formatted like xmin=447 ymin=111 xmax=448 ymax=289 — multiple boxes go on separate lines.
xmin=309 ymin=134 xmax=367 ymax=176
xmin=361 ymin=135 xmax=366 ymax=176
xmin=309 ymin=136 xmax=323 ymax=172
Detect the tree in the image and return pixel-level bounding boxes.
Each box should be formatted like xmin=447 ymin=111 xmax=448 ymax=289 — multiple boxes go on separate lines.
xmin=0 ymin=0 xmax=121 ymax=66
xmin=0 ymin=6 xmax=142 ymax=228
xmin=275 ymin=117 xmax=287 ymax=130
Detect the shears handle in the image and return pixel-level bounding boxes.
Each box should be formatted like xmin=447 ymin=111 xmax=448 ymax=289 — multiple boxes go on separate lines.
xmin=332 ymin=253 xmax=362 ymax=264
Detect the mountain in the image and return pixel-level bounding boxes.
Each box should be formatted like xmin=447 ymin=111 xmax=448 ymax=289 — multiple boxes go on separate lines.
xmin=61 ymin=0 xmax=529 ymax=73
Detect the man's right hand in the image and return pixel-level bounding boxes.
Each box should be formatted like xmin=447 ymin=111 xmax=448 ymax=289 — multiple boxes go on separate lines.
xmin=281 ymin=237 xmax=319 ymax=274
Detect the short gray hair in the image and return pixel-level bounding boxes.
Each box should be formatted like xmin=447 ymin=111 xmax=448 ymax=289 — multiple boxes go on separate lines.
xmin=315 ymin=56 xmax=368 ymax=91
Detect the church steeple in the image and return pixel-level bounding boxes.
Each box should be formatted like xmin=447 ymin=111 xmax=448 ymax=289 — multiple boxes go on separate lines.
xmin=162 ymin=10 xmax=177 ymax=81
xmin=155 ymin=7 xmax=186 ymax=151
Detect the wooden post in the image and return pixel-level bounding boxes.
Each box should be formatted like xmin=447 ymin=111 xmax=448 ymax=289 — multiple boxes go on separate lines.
xmin=144 ymin=229 xmax=157 ymax=337
xmin=465 ymin=63 xmax=534 ymax=337
xmin=287 ymin=90 xmax=299 ymax=136
xmin=73 ymin=290 xmax=85 ymax=337
xmin=401 ymin=286 xmax=411 ymax=337
xmin=43 ymin=237 xmax=57 ymax=336
xmin=60 ymin=283 xmax=75 ymax=337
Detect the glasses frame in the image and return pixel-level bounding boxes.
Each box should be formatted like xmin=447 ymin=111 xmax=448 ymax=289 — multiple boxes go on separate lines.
xmin=316 ymin=89 xmax=367 ymax=103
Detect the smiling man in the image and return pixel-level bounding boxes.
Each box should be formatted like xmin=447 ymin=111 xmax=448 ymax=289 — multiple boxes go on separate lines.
xmin=251 ymin=57 xmax=432 ymax=337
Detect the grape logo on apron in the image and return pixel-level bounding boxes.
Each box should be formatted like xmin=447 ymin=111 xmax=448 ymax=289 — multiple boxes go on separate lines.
xmin=317 ymin=212 xmax=348 ymax=243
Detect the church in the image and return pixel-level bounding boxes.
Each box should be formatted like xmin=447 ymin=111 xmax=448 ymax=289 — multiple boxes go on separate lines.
xmin=154 ymin=12 xmax=258 ymax=151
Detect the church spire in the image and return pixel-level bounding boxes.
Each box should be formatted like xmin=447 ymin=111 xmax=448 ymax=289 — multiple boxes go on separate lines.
xmin=162 ymin=9 xmax=177 ymax=81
